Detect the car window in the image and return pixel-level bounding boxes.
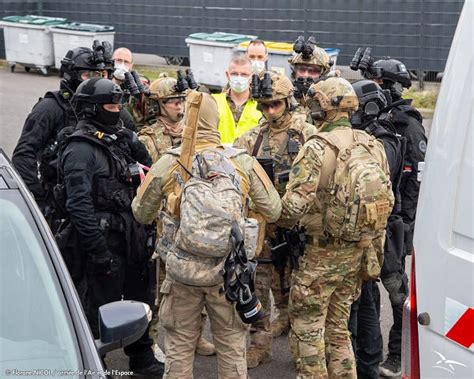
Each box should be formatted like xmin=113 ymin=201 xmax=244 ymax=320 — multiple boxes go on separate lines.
xmin=0 ymin=192 xmax=81 ymax=373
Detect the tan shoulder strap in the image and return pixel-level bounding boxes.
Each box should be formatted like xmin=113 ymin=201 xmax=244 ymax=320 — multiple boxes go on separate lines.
xmin=251 ymin=129 xmax=263 ymax=157
xmin=178 ymin=91 xmax=203 ymax=181
xmin=167 ymin=91 xmax=203 ymax=217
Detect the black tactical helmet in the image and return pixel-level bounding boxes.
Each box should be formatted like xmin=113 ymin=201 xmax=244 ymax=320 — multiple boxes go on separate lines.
xmin=74 ymin=78 xmax=123 ymax=117
xmin=351 ymin=79 xmax=389 ymax=127
xmin=364 ymin=58 xmax=411 ymax=100
xmin=370 ymin=58 xmax=411 ymax=87
xmin=60 ymin=47 xmax=106 ymax=92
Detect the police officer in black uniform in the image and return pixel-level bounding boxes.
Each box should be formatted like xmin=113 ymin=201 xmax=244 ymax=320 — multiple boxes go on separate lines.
xmin=12 ymin=46 xmax=147 ymax=227
xmin=12 ymin=47 xmax=103 ymax=214
xmin=364 ymin=59 xmax=427 ymax=377
xmin=349 ymin=80 xmax=406 ymax=379
xmin=60 ymin=78 xmax=162 ymax=376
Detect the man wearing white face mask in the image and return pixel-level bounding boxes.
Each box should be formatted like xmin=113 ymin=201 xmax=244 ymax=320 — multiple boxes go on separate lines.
xmin=112 ymin=47 xmax=134 ymax=72
xmin=212 ymin=55 xmax=262 ymax=144
xmin=246 ymin=39 xmax=268 ymax=75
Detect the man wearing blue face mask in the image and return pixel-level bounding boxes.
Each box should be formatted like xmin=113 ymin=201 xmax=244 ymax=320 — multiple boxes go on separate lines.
xmin=212 ymin=55 xmax=262 ymax=144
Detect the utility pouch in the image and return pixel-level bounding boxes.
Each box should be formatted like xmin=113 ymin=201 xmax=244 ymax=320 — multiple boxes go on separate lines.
xmin=243 ymin=218 xmax=259 ymax=260
xmin=155 ymin=211 xmax=178 ymax=263
xmin=256 ymin=157 xmax=275 ymax=184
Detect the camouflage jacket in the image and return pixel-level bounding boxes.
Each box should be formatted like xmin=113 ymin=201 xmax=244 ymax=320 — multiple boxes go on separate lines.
xmin=138 ymin=119 xmax=182 ymax=164
xmin=132 ymin=144 xmax=282 ymax=226
xmin=234 ymin=112 xmax=317 ymax=195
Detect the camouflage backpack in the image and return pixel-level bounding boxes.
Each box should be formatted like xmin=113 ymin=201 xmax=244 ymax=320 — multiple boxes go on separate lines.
xmin=173 ymin=147 xmax=248 ymax=258
xmin=318 ymin=128 xmax=394 ymax=242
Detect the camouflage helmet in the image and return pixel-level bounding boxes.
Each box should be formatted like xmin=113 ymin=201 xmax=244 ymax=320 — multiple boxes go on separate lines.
xmin=307 ymin=77 xmax=359 ymax=113
xmin=256 ymin=71 xmax=294 ymax=102
xmin=148 ymin=75 xmax=185 ymax=102
xmin=289 ymin=45 xmax=331 ymax=75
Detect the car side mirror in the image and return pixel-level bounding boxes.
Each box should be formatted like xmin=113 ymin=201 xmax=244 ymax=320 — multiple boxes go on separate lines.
xmin=95 ymin=300 xmax=151 ymax=356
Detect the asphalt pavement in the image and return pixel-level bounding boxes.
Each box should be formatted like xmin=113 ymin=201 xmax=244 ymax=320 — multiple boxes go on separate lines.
xmin=0 ymin=64 xmax=429 ymax=378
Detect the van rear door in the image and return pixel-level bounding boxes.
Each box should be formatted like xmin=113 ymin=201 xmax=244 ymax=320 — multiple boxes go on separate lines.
xmin=411 ymin=1 xmax=473 ymax=377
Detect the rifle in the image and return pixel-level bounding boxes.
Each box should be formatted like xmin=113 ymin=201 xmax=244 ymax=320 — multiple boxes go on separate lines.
xmin=260 ymin=226 xmax=306 ymax=294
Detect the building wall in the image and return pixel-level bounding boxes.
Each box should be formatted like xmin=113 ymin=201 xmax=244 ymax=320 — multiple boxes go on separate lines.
xmin=0 ymin=0 xmax=464 ymax=72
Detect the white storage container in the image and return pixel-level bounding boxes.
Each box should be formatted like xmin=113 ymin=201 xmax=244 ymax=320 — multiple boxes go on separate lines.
xmin=186 ymin=32 xmax=257 ymax=89
xmin=51 ymin=23 xmax=115 ymax=69
xmin=0 ymin=15 xmax=67 ymax=75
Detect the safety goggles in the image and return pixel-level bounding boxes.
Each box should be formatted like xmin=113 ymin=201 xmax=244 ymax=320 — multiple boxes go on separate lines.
xmin=162 ymin=97 xmax=185 ymax=106
xmin=78 ymin=70 xmax=106 ymax=80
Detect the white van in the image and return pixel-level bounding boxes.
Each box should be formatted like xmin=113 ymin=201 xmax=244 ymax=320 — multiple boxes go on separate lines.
xmin=401 ymin=1 xmax=473 ymax=378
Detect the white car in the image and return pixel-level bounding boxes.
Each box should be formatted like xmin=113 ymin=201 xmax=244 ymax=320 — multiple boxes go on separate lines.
xmin=0 ymin=149 xmax=151 ymax=378
xmin=401 ymin=1 xmax=473 ymax=378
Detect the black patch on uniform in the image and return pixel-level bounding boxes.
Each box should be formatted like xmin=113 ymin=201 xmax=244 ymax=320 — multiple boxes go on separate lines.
xmin=70 ymin=175 xmax=84 ymax=187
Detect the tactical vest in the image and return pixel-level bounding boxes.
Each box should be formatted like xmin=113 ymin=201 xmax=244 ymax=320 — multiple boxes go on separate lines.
xmin=212 ymin=92 xmax=262 ymax=144
xmin=251 ymin=125 xmax=305 ymax=195
xmin=62 ymin=127 xmax=137 ymax=213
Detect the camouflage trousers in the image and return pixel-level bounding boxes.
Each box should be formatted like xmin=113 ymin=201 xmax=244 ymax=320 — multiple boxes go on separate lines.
xmin=159 ymin=278 xmax=248 ymax=378
xmin=289 ymin=241 xmax=364 ymax=378
xmin=251 ymin=241 xmax=292 ymax=348
xmin=149 ymin=259 xmax=208 ymax=346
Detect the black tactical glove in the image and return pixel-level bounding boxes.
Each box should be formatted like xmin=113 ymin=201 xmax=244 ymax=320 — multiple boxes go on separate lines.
xmin=87 ymin=250 xmax=119 ymax=276
xmin=117 ymin=128 xmax=152 ymax=167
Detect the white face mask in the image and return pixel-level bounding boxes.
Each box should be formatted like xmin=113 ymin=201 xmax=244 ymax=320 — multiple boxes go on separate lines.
xmin=114 ymin=63 xmax=129 ymax=73
xmin=251 ymin=60 xmax=265 ymax=75
xmin=229 ymin=75 xmax=249 ymax=93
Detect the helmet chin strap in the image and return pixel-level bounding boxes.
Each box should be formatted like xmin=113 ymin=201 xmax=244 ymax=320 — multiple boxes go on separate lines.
xmin=159 ymin=101 xmax=183 ymax=123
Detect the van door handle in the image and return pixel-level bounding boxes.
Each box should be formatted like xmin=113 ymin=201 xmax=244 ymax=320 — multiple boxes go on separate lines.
xmin=418 ymin=312 xmax=431 ymax=326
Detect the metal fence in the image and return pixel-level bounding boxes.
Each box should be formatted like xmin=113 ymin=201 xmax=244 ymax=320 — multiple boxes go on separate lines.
xmin=0 ymin=0 xmax=464 ymax=77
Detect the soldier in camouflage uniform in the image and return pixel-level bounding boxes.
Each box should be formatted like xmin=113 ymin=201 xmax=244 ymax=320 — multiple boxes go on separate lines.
xmin=138 ymin=75 xmax=185 ymax=163
xmin=132 ymin=92 xmax=282 ymax=378
xmin=279 ymin=77 xmax=391 ymax=378
xmin=138 ymin=76 xmax=216 ymax=358
xmin=288 ymin=37 xmax=331 ymax=123
xmin=234 ymin=72 xmax=317 ymax=369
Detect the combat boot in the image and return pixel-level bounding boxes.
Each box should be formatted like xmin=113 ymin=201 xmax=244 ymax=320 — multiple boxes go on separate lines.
xmin=246 ymin=345 xmax=272 ymax=368
xmin=196 ymin=336 xmax=216 ymax=356
xmin=271 ymin=317 xmax=290 ymax=337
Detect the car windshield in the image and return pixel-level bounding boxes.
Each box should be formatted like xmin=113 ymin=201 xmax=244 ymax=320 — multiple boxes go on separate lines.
xmin=0 ymin=191 xmax=81 ymax=373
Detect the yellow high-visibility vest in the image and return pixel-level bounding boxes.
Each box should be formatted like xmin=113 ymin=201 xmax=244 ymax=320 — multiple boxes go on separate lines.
xmin=212 ymin=92 xmax=262 ymax=144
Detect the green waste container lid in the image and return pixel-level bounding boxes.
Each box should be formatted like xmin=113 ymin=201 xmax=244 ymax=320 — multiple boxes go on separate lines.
xmin=52 ymin=22 xmax=114 ymax=33
xmin=2 ymin=15 xmax=67 ymax=26
xmin=188 ymin=32 xmax=256 ymax=43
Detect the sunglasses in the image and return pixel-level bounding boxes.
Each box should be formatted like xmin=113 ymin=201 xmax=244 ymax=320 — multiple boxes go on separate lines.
xmin=260 ymin=100 xmax=284 ymax=111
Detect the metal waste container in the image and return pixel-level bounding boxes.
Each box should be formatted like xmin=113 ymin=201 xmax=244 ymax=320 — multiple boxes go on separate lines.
xmin=50 ymin=22 xmax=115 ymax=69
xmin=239 ymin=41 xmax=340 ymax=77
xmin=0 ymin=15 xmax=67 ymax=74
xmin=186 ymin=32 xmax=257 ymax=89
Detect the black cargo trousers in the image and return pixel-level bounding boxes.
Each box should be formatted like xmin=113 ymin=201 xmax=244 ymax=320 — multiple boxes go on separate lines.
xmin=349 ymin=215 xmax=407 ymax=378
xmin=85 ymin=227 xmax=156 ymax=369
